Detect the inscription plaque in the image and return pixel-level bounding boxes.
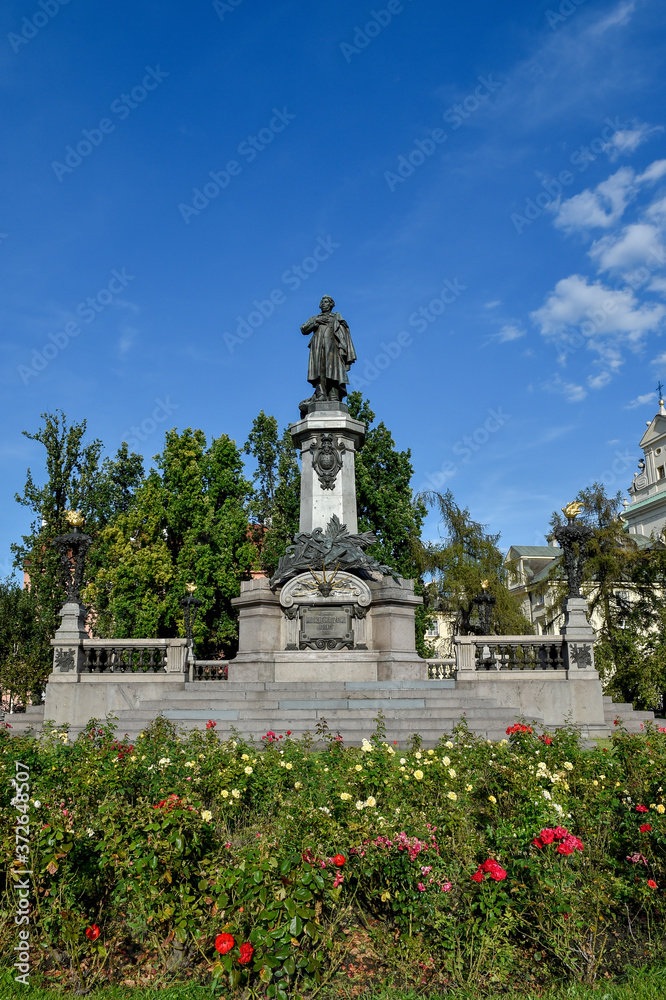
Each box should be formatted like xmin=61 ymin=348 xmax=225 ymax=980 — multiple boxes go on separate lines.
xmin=299 ymin=606 xmax=354 ymax=651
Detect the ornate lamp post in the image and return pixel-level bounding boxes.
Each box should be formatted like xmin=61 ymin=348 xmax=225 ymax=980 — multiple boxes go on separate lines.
xmin=552 ymin=501 xmax=594 ymax=598
xmin=472 ymin=579 xmax=496 ymax=635
xmin=181 ymin=583 xmax=202 ymax=669
xmin=52 ymin=511 xmax=92 ymax=605
xmin=553 ymin=501 xmax=596 ymax=668
xmin=51 ymin=511 xmax=93 ymax=658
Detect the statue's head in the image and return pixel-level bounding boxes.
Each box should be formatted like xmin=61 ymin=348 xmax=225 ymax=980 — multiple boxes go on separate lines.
xmin=319 ymin=296 xmax=335 ymax=313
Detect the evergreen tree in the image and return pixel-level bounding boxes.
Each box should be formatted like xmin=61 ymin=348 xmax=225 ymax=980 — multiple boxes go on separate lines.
xmin=415 ymin=489 xmax=534 ymax=636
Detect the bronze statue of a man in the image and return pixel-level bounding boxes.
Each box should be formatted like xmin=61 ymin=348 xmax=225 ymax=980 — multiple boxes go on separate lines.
xmin=300 ymin=296 xmax=357 ymax=405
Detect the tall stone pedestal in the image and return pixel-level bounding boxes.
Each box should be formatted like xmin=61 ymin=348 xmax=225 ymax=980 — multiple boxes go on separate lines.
xmin=290 ymin=402 xmax=365 ymax=534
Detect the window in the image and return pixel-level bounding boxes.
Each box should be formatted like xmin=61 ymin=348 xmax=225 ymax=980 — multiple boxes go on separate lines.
xmin=425 ymin=621 xmax=440 ymax=637
xmin=533 ymin=591 xmax=545 ymax=606
xmin=658 ymin=466 xmax=665 ymax=480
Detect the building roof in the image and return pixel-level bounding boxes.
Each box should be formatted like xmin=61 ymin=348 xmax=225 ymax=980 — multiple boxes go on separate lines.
xmin=505 ymin=545 xmax=558 ymax=557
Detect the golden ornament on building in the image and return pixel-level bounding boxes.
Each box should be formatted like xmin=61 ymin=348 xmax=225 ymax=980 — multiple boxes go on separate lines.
xmin=64 ymin=511 xmax=85 ymax=528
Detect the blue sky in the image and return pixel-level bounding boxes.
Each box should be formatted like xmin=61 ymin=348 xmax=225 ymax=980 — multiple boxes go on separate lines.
xmin=2 ymin=0 xmax=666 ymax=575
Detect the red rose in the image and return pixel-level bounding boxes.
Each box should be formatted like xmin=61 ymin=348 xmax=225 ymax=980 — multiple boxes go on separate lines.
xmin=553 ymin=827 xmax=569 ymax=839
xmin=647 ymin=879 xmax=657 ymax=889
xmin=238 ymin=942 xmax=254 ymax=964
xmin=636 ymin=805 xmax=648 ymax=813
xmin=640 ymin=824 xmax=652 ymax=833
xmin=482 ymin=859 xmax=507 ymax=880
xmin=333 ymin=854 xmax=346 ymax=867
xmin=215 ymin=933 xmax=235 ymax=954
xmin=532 ymin=837 xmax=544 ymax=849
xmin=85 ymin=925 xmax=100 ymax=941
xmin=471 ymin=869 xmax=484 ymax=882
xmin=557 ymin=842 xmax=574 ymax=856
xmin=540 ymin=828 xmax=556 ymax=844
xmin=286 ymin=730 xmax=292 ymax=735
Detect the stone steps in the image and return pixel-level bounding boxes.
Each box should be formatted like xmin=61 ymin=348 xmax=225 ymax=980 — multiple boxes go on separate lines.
xmin=603 ymin=695 xmax=666 ymax=733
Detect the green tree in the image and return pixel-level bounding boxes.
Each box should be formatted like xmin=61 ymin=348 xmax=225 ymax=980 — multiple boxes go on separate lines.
xmin=415 ymin=489 xmax=534 ymax=636
xmin=0 ymin=578 xmax=46 ymax=707
xmin=86 ymin=428 xmax=255 ymax=657
xmin=347 ymin=392 xmax=426 ymax=578
xmin=243 ymin=411 xmax=300 ymax=577
xmin=546 ymin=483 xmax=655 ymax=705
xmin=347 ymin=393 xmax=433 ymax=654
xmin=12 ymin=411 xmax=105 ymax=693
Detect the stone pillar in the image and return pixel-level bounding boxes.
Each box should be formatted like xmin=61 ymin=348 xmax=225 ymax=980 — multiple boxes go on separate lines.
xmin=50 ymin=601 xmax=88 ymax=675
xmin=561 ymin=596 xmax=596 ymax=672
xmin=290 ymin=403 xmax=365 ymax=534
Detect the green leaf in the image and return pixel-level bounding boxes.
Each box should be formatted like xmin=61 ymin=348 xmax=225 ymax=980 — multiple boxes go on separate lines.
xmin=283 ymin=956 xmax=296 ymax=977
xmin=284 ymin=898 xmax=296 ymax=918
xmin=289 ymin=915 xmax=303 ymax=937
xmin=198 ymin=879 xmax=208 ymax=891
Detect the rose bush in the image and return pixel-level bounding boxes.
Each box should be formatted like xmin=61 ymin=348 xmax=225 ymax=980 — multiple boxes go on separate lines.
xmin=0 ymin=715 xmax=664 ymax=992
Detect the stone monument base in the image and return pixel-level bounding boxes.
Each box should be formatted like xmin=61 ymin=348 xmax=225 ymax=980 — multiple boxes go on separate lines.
xmin=229 ymin=574 xmax=425 ymax=683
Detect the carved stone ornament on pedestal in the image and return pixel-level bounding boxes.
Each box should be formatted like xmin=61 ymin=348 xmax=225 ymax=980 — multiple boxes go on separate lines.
xmin=54 ymin=648 xmax=76 ymax=673
xmin=279 ymin=570 xmax=372 ymax=651
xmin=309 ymin=432 xmax=344 ymax=490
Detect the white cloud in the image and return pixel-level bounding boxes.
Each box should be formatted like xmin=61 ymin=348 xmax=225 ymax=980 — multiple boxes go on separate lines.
xmin=591 ymin=0 xmax=635 ymax=34
xmin=589 ymin=223 xmax=666 ymax=272
xmin=495 ymin=324 xmax=526 ymax=342
xmin=552 ymin=167 xmax=635 ymax=233
xmin=587 ymin=371 xmax=612 ymax=390
xmin=531 ymin=274 xmax=666 ymax=343
xmin=625 ymin=392 xmax=657 ymax=409
xmin=543 ymin=375 xmax=587 ymax=403
xmin=649 ymin=277 xmax=666 ymax=297
xmin=652 ymin=351 xmax=666 ymax=367
xmin=646 ymin=195 xmax=666 ymax=223
xmin=484 ymin=300 xmax=501 ymax=309
xmin=636 ymin=160 xmax=666 ymax=185
xmin=606 ymin=123 xmax=661 ymax=160
xmin=118 ymin=326 xmax=138 ymax=357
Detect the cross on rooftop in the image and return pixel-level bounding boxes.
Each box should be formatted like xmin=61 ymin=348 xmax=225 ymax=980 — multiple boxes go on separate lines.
xmin=657 ymin=380 xmax=664 ymax=399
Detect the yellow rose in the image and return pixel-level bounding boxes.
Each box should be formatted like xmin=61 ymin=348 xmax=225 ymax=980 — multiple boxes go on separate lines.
xmin=447 ymin=791 xmax=457 ymax=801
xmin=413 ymin=770 xmax=424 ymax=781
xmin=488 ymin=795 xmax=497 ymax=804
xmin=656 ymin=804 xmax=665 ymax=814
